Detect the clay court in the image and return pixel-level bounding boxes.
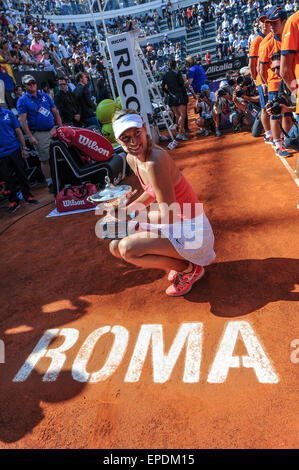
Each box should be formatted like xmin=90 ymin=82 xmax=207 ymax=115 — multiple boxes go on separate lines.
xmin=0 ymin=107 xmax=298 ymax=449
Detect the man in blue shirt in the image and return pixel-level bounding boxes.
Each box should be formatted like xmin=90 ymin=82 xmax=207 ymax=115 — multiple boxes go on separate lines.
xmin=17 ymin=75 xmax=62 ymax=194
xmin=0 ymin=107 xmax=38 ymax=213
xmin=185 ymin=55 xmax=208 ymax=93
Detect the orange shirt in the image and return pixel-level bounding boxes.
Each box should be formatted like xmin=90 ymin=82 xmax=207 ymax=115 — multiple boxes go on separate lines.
xmin=257 ymin=32 xmax=272 ymax=87
xmin=249 ymin=32 xmax=266 ymax=86
xmin=259 ymin=33 xmax=282 ymax=92
xmin=281 ymin=10 xmax=299 ymax=114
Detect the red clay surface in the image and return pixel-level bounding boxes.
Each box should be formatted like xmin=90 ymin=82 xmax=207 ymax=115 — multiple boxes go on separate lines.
xmin=0 ymin=109 xmax=299 ymax=449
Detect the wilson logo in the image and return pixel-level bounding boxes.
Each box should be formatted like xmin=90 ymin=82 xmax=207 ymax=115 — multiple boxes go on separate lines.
xmin=62 ymin=199 xmax=86 ymax=207
xmin=58 ymin=129 xmax=72 ymax=144
xmin=78 ymin=135 xmax=109 ymax=157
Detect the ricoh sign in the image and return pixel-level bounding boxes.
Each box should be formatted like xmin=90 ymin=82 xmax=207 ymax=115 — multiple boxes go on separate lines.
xmin=107 ymin=32 xmax=150 ymax=130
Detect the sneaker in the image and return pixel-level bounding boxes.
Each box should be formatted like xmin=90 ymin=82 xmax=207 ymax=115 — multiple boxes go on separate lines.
xmin=264 ymin=134 xmax=273 ymax=145
xmin=8 ymin=201 xmax=21 ymax=213
xmin=25 ymin=196 xmax=38 ymax=205
xmin=166 ymin=264 xmax=205 ymax=297
xmin=275 ymin=144 xmax=291 ymax=158
xmin=176 ymin=133 xmax=189 ymax=141
xmin=48 ymin=183 xmax=54 ymax=194
xmin=204 ymin=129 xmax=210 ymax=137
xmin=196 ymin=129 xmax=206 ymax=137
xmin=167 ymin=140 xmax=178 ymax=150
xmin=215 ymin=129 xmax=222 ymax=137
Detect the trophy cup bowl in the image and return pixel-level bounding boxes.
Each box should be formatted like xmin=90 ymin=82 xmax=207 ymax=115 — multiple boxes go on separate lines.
xmin=87 ymin=176 xmax=132 ymax=207
xmin=87 ymin=177 xmax=134 ymax=239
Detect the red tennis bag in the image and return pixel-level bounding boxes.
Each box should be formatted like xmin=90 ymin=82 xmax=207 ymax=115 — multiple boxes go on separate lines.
xmin=53 ymin=127 xmax=113 ymax=163
xmin=56 ymin=183 xmax=98 ymax=213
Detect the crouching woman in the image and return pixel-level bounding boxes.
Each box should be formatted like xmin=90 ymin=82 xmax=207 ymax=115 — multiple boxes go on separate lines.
xmin=109 ymin=108 xmax=216 ymax=297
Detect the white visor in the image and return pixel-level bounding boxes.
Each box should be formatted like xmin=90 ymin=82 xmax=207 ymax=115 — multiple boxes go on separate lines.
xmin=112 ymin=114 xmax=144 ymax=140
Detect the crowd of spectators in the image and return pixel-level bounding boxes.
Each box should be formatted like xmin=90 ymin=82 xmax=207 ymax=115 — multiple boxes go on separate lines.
xmin=0 ymin=0 xmax=298 ymax=215
xmin=213 ymin=0 xmax=298 ymax=60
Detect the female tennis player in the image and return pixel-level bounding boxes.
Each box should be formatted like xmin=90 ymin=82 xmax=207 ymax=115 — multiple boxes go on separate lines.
xmin=110 ymin=108 xmax=215 ymax=297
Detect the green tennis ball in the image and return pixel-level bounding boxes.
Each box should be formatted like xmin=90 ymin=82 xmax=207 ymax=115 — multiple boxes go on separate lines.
xmin=112 ymin=141 xmax=121 ymax=150
xmin=101 ymin=123 xmax=116 ymax=143
xmin=116 ymin=96 xmax=122 ymax=109
xmin=96 ymin=99 xmax=119 ymax=124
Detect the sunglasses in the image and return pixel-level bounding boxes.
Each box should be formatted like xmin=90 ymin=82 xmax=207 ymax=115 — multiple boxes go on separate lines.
xmin=26 ymin=81 xmax=36 ymax=86
xmin=271 ymin=65 xmax=280 ymax=72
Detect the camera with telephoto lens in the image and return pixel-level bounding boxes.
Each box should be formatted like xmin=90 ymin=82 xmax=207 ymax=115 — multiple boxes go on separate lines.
xmin=218 ymin=87 xmax=229 ymax=98
xmin=235 ymin=88 xmax=245 ymax=98
xmin=268 ymin=95 xmax=288 ymax=115
xmin=228 ymin=78 xmax=237 ymax=86
xmin=236 ymin=75 xmax=252 ymax=87
xmin=198 ymin=91 xmax=207 ymax=99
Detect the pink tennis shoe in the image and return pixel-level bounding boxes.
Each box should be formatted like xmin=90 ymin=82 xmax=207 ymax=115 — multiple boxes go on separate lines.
xmin=166 ymin=264 xmax=205 ymax=297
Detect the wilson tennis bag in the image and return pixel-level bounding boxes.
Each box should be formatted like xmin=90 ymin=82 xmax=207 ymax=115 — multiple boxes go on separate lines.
xmin=56 ymin=183 xmax=98 ymax=212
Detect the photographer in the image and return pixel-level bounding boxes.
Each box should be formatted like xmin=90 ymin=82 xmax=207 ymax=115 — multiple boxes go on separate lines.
xmin=194 ymin=84 xmax=216 ymax=137
xmin=265 ymin=52 xmax=296 ymax=156
xmin=232 ymin=74 xmax=261 ymax=131
xmin=214 ymin=82 xmax=240 ymax=136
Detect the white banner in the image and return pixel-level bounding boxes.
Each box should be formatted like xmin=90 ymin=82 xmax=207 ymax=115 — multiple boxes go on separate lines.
xmin=106 ymin=32 xmax=150 ymax=132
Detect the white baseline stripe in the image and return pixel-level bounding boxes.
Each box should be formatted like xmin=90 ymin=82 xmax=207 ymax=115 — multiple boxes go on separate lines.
xmin=275 ymin=154 xmax=299 ymax=209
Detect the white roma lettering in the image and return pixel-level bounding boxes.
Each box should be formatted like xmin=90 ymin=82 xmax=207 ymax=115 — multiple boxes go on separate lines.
xmin=207 ymin=321 xmax=279 ymax=384
xmin=72 ymin=326 xmax=129 ymax=382
xmin=124 ymin=323 xmax=203 ymax=383
xmin=13 ymin=328 xmax=79 ymax=382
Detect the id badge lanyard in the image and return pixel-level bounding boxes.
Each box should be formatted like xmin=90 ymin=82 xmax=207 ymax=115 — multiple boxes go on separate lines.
xmin=26 ymin=92 xmax=50 ymax=129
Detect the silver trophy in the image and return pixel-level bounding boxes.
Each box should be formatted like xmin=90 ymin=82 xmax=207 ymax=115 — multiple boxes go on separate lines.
xmin=88 ymin=176 xmax=135 ymax=239
xmin=87 ymin=175 xmax=133 ymax=207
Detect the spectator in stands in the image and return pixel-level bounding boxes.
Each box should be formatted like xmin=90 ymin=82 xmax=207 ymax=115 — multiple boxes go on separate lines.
xmin=48 ymin=43 xmax=62 ymax=69
xmin=185 ymin=55 xmax=207 ymax=94
xmin=95 ymin=77 xmax=111 ymax=104
xmin=17 ymin=74 xmax=62 ymax=194
xmin=248 ymin=29 xmax=256 ymax=47
xmin=205 ymin=51 xmax=211 ymax=64
xmin=73 ymin=71 xmax=99 ymax=130
xmin=73 ymin=56 xmax=85 ymax=75
xmin=30 ymin=32 xmax=44 ymax=62
xmin=285 ymin=0 xmax=293 ymax=12
xmin=0 ymin=105 xmax=38 ymax=213
xmin=196 ymin=53 xmax=202 ymax=65
xmin=165 ymin=7 xmax=173 ymax=30
xmin=0 ymin=39 xmax=17 ymax=68
xmin=40 ymin=51 xmax=56 ymax=73
xmin=54 ymin=76 xmax=81 ymax=126
xmin=199 ymin=16 xmax=207 ymax=38
xmin=174 ymin=43 xmax=181 ymax=62
xmin=19 ymin=43 xmax=37 ymax=70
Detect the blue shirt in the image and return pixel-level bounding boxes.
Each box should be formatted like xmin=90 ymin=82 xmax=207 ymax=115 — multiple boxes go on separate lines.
xmin=0 ymin=108 xmax=21 ymax=158
xmin=17 ymin=91 xmax=55 ymax=131
xmin=188 ymin=65 xmax=207 ymax=93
